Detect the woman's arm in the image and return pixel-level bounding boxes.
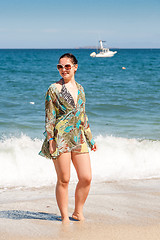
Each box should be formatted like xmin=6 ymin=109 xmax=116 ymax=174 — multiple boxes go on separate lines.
xmin=80 ymin=86 xmax=97 ymax=151
xmin=45 ymin=88 xmax=57 ymax=154
xmin=83 ymin=110 xmax=96 ymax=150
xmin=82 ymin=98 xmax=97 ymax=151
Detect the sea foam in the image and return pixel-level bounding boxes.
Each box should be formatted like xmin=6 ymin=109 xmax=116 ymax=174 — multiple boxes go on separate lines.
xmin=0 ymin=134 xmax=160 ymax=189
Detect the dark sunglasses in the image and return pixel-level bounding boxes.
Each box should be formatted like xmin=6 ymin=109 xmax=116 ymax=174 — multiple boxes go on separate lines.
xmin=57 ymin=64 xmax=75 ymax=71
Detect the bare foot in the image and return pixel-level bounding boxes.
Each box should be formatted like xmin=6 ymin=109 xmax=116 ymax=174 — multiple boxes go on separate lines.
xmin=72 ymin=212 xmax=85 ymax=221
xmin=62 ymin=217 xmax=70 ymax=224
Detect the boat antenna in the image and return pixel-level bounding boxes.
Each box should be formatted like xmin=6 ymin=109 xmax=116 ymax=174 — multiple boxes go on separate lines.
xmin=99 ymin=40 xmax=106 ymax=50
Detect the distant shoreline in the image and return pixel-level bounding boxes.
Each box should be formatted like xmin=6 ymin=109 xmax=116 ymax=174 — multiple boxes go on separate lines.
xmin=0 ymin=48 xmax=160 ymax=50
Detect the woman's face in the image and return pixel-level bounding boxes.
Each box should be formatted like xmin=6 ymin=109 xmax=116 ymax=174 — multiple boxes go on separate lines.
xmin=58 ymin=57 xmax=78 ymax=81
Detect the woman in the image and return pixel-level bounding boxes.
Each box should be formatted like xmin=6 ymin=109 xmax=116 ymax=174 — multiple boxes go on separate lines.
xmin=40 ymin=53 xmax=97 ymax=223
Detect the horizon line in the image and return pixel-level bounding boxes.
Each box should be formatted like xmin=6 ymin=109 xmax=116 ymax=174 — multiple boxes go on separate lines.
xmin=0 ymin=47 xmax=160 ymax=50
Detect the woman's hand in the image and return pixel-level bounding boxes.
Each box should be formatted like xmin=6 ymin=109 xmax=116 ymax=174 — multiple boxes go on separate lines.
xmin=91 ymin=143 xmax=97 ymax=152
xmin=49 ymin=140 xmax=56 ymax=154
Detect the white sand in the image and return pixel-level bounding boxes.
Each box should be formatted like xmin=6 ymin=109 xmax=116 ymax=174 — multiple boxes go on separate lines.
xmin=0 ymin=179 xmax=160 ymax=240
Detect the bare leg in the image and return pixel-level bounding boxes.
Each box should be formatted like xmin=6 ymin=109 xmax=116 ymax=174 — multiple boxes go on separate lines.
xmin=53 ymin=152 xmax=71 ymax=223
xmin=71 ymin=152 xmax=92 ymax=221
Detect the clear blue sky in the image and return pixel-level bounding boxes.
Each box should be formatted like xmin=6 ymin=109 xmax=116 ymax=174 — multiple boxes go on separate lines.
xmin=0 ymin=0 xmax=160 ymax=48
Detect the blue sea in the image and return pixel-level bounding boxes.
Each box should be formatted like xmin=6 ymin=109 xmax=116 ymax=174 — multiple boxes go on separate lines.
xmin=0 ymin=49 xmax=160 ymax=188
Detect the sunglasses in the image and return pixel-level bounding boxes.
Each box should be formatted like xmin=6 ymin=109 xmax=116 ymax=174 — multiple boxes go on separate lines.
xmin=57 ymin=64 xmax=75 ymax=70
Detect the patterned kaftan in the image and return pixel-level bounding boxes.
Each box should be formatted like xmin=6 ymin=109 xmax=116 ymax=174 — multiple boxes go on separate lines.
xmin=39 ymin=81 xmax=95 ymax=159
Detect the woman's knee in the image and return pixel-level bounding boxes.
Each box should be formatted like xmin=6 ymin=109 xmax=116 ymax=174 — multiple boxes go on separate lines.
xmin=58 ymin=176 xmax=70 ymax=187
xmin=79 ymin=175 xmax=92 ymax=185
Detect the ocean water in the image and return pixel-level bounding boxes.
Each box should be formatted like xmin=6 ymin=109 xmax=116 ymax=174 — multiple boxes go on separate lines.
xmin=0 ymin=49 xmax=160 ymax=188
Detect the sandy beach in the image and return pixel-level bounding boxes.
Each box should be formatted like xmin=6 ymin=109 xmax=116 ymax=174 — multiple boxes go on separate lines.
xmin=0 ymin=179 xmax=160 ymax=240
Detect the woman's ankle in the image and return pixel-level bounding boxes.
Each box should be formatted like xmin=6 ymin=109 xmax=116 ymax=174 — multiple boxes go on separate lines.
xmin=72 ymin=211 xmax=85 ymax=221
xmin=62 ymin=216 xmax=70 ymax=223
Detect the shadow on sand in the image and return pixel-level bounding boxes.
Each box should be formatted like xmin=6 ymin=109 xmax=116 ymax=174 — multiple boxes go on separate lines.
xmin=0 ymin=210 xmax=62 ymax=222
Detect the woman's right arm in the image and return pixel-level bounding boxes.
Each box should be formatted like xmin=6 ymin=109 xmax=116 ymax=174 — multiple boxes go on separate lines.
xmin=45 ymin=88 xmax=57 ymax=154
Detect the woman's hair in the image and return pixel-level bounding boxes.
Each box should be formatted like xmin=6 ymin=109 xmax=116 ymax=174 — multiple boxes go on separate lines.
xmin=59 ymin=53 xmax=78 ymax=65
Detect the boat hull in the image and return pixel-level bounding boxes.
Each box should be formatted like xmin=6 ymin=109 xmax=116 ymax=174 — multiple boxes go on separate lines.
xmin=90 ymin=51 xmax=117 ymax=58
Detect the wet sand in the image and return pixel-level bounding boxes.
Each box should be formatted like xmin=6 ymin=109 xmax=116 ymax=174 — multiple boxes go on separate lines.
xmin=0 ymin=179 xmax=160 ymax=240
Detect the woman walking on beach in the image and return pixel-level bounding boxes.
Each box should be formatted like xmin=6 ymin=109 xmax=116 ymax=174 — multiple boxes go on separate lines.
xmin=40 ymin=53 xmax=97 ymax=223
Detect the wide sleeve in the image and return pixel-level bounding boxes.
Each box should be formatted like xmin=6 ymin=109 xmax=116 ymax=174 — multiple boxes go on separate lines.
xmin=83 ymin=106 xmax=95 ymax=148
xmin=82 ymin=88 xmax=95 ymax=149
xmin=45 ymin=87 xmax=56 ymax=138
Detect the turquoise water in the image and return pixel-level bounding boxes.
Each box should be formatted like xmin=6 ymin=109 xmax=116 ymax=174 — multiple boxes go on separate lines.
xmin=0 ymin=49 xmax=160 ymax=140
xmin=1 ymin=49 xmax=160 ymax=188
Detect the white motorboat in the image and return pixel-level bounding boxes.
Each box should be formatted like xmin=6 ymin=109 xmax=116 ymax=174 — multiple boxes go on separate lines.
xmin=90 ymin=40 xmax=117 ymax=58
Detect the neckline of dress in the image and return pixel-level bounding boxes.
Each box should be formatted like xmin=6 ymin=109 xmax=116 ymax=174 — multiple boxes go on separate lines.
xmin=62 ymin=79 xmax=79 ymax=107
xmin=53 ymin=79 xmax=79 ymax=108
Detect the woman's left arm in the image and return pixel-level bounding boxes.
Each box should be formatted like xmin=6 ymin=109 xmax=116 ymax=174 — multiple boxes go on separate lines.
xmin=83 ymin=111 xmax=97 ymax=151
xmin=80 ymin=85 xmax=97 ymax=151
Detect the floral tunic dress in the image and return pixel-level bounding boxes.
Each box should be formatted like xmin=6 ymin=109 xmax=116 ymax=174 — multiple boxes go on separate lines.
xmin=39 ymin=80 xmax=95 ymax=159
